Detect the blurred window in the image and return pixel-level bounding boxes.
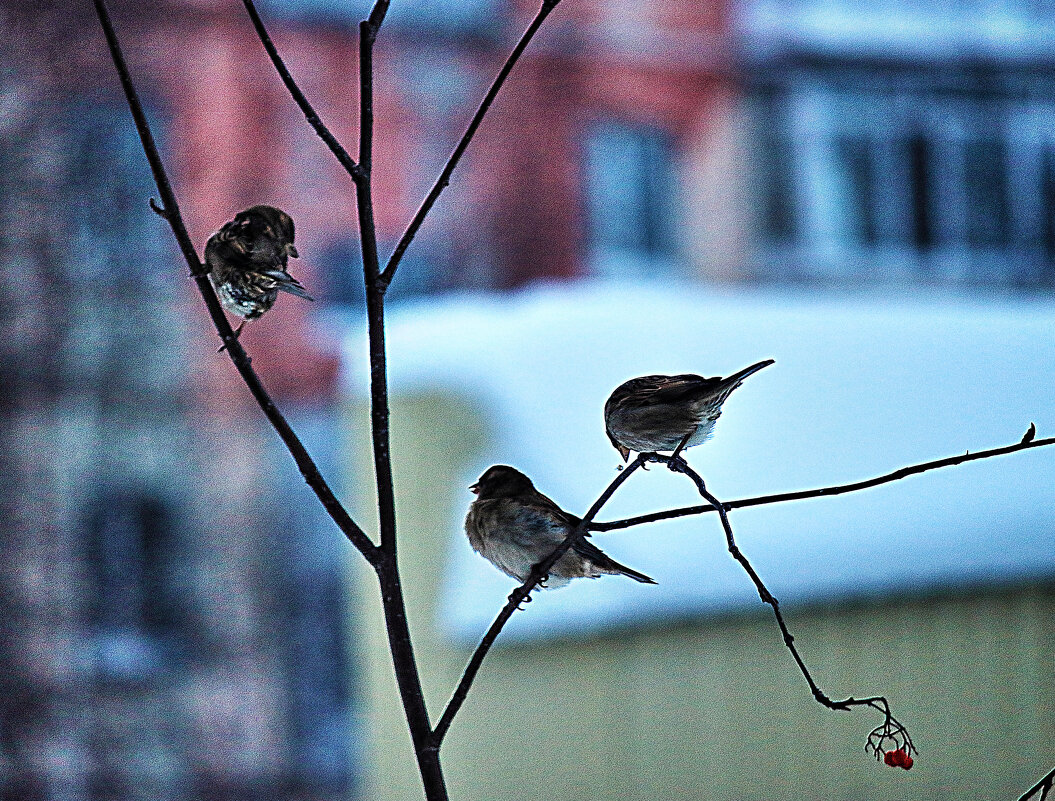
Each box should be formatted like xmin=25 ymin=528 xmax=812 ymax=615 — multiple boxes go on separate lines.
xmin=753 ymin=83 xmax=1055 ymax=286
xmin=67 ymin=99 xmax=170 ymax=290
xmin=84 ymin=489 xmax=179 ymax=679
xmin=585 ymin=120 xmax=678 ymax=278
xmin=753 ymin=90 xmax=797 ymax=244
xmin=907 ymin=132 xmax=933 ymax=251
xmin=965 ymin=137 xmax=1010 ymax=247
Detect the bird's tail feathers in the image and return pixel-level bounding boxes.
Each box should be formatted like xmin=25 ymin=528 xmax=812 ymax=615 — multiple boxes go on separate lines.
xmin=265 ymin=270 xmax=315 ymax=301
xmin=609 ymin=560 xmax=658 ymax=584
xmin=720 ymin=358 xmax=774 ymax=389
xmin=575 ymin=539 xmax=656 ymax=584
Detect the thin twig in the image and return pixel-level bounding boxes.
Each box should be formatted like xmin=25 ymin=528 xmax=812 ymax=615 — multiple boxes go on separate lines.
xmin=655 ymin=454 xmax=914 ymax=758
xmin=378 ymin=0 xmax=563 ymax=292
xmin=1019 ymin=767 xmax=1055 ymax=801
xmin=432 ymin=454 xmax=648 ymax=745
xmin=91 ymin=0 xmax=379 ymax=562
xmin=592 ymin=431 xmax=1055 ymax=532
xmin=242 ymin=0 xmax=362 ymax=179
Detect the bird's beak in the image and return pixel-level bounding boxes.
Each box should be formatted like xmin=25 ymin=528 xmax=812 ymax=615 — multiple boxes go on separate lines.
xmin=286 ymin=243 xmax=299 ymax=259
xmin=469 ymin=482 xmax=479 ymax=495
xmin=617 ymin=445 xmax=630 ymax=463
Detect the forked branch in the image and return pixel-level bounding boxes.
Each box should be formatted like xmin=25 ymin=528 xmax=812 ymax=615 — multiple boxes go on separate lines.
xmin=241 ymin=0 xmax=562 ymax=294
xmin=657 ymin=454 xmax=915 ymax=760
xmin=91 ymin=0 xmax=378 ymax=562
xmin=379 ymin=0 xmax=563 ymax=290
xmin=437 ymin=428 xmax=1050 ymax=750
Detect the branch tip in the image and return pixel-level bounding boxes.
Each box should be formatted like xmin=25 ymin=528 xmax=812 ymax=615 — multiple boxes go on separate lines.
xmin=591 ymin=434 xmax=1055 ymax=532
xmin=242 ymin=0 xmax=360 ymax=179
xmin=382 ymin=0 xmax=561 ymax=288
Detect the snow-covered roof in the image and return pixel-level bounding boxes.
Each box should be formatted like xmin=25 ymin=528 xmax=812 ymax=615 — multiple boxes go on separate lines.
xmin=341 ymin=281 xmax=1055 ymax=643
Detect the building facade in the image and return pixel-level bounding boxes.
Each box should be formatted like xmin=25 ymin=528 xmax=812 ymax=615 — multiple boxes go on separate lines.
xmin=738 ymin=0 xmax=1055 ymax=287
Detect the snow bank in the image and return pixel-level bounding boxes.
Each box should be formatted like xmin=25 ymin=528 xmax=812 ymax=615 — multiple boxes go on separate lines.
xmin=342 ymin=281 xmax=1055 ymax=642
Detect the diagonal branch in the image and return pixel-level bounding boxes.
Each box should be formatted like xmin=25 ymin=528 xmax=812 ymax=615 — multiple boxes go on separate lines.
xmin=656 ymin=454 xmax=914 ymax=759
xmin=591 ymin=430 xmax=1055 ymax=532
xmin=1019 ymin=766 xmax=1055 ymax=801
xmin=91 ymin=0 xmax=379 ymax=562
xmin=378 ymin=0 xmax=563 ymax=292
xmin=242 ymin=0 xmax=362 ymax=180
xmin=431 ymin=454 xmax=648 ymax=745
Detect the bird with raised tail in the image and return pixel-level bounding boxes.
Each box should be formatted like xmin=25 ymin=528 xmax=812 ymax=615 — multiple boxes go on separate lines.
xmin=465 ymin=465 xmax=656 ymax=589
xmin=604 ymin=359 xmax=775 ymax=463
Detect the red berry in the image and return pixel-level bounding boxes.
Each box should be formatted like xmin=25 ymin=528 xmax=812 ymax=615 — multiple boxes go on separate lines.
xmin=883 ymin=748 xmax=913 ymax=769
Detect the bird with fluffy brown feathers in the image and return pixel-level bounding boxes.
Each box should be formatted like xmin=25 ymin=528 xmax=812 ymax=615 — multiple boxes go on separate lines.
xmin=465 ymin=465 xmax=655 ymax=589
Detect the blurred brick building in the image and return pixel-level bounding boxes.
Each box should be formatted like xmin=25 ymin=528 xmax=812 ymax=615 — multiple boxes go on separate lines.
xmin=0 ymin=0 xmax=734 ymax=799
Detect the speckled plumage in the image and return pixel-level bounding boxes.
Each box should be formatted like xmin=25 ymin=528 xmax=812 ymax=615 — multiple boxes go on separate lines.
xmin=465 ymin=465 xmax=655 ymax=588
xmin=604 ymin=360 xmax=774 ymax=461
xmin=204 ymin=205 xmax=312 ymax=328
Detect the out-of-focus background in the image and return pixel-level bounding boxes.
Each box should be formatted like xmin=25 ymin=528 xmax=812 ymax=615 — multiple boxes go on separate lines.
xmin=3 ymin=0 xmax=1054 ymax=799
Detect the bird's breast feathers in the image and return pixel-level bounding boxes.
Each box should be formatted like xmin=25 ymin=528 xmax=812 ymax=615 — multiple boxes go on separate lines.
xmin=466 ymin=498 xmax=572 ymax=582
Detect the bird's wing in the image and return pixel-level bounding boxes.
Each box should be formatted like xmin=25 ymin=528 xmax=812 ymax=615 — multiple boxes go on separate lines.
xmin=521 ymin=489 xmax=580 ymax=530
xmin=538 ymin=489 xmax=582 ymax=525
xmin=614 ymin=374 xmax=722 ymax=407
xmin=204 ymin=222 xmax=255 ymax=274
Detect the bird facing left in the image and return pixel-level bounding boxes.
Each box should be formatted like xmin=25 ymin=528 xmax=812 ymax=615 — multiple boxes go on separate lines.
xmin=204 ymin=205 xmax=313 ymax=339
xmin=465 ymin=465 xmax=656 ymax=589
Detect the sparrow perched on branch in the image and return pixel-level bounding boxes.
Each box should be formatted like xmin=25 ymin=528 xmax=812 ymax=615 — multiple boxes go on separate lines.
xmin=204 ymin=205 xmax=313 ymax=338
xmin=604 ymin=359 xmax=774 ymax=463
xmin=465 ymin=465 xmax=656 ymax=589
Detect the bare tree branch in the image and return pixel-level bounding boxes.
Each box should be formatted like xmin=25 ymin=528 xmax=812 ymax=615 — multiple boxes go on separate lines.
xmin=378 ymin=0 xmax=563 ymax=292
xmin=591 ymin=430 xmax=1055 ymax=533
xmin=1019 ymin=767 xmax=1055 ymax=801
xmin=91 ymin=0 xmax=379 ymax=563
xmin=242 ymin=0 xmax=362 ymax=180
xmin=432 ymin=454 xmax=648 ymax=745
xmin=356 ymin=10 xmax=398 ymax=551
xmin=351 ymin=6 xmax=449 ymax=798
xmin=365 ymin=4 xmax=454 ymax=796
xmin=656 ymin=454 xmax=914 ymax=759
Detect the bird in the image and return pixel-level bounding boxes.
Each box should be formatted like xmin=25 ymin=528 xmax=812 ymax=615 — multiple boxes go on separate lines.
xmin=465 ymin=465 xmax=656 ymax=589
xmin=604 ymin=359 xmax=774 ymax=464
xmin=204 ymin=205 xmax=313 ymax=340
